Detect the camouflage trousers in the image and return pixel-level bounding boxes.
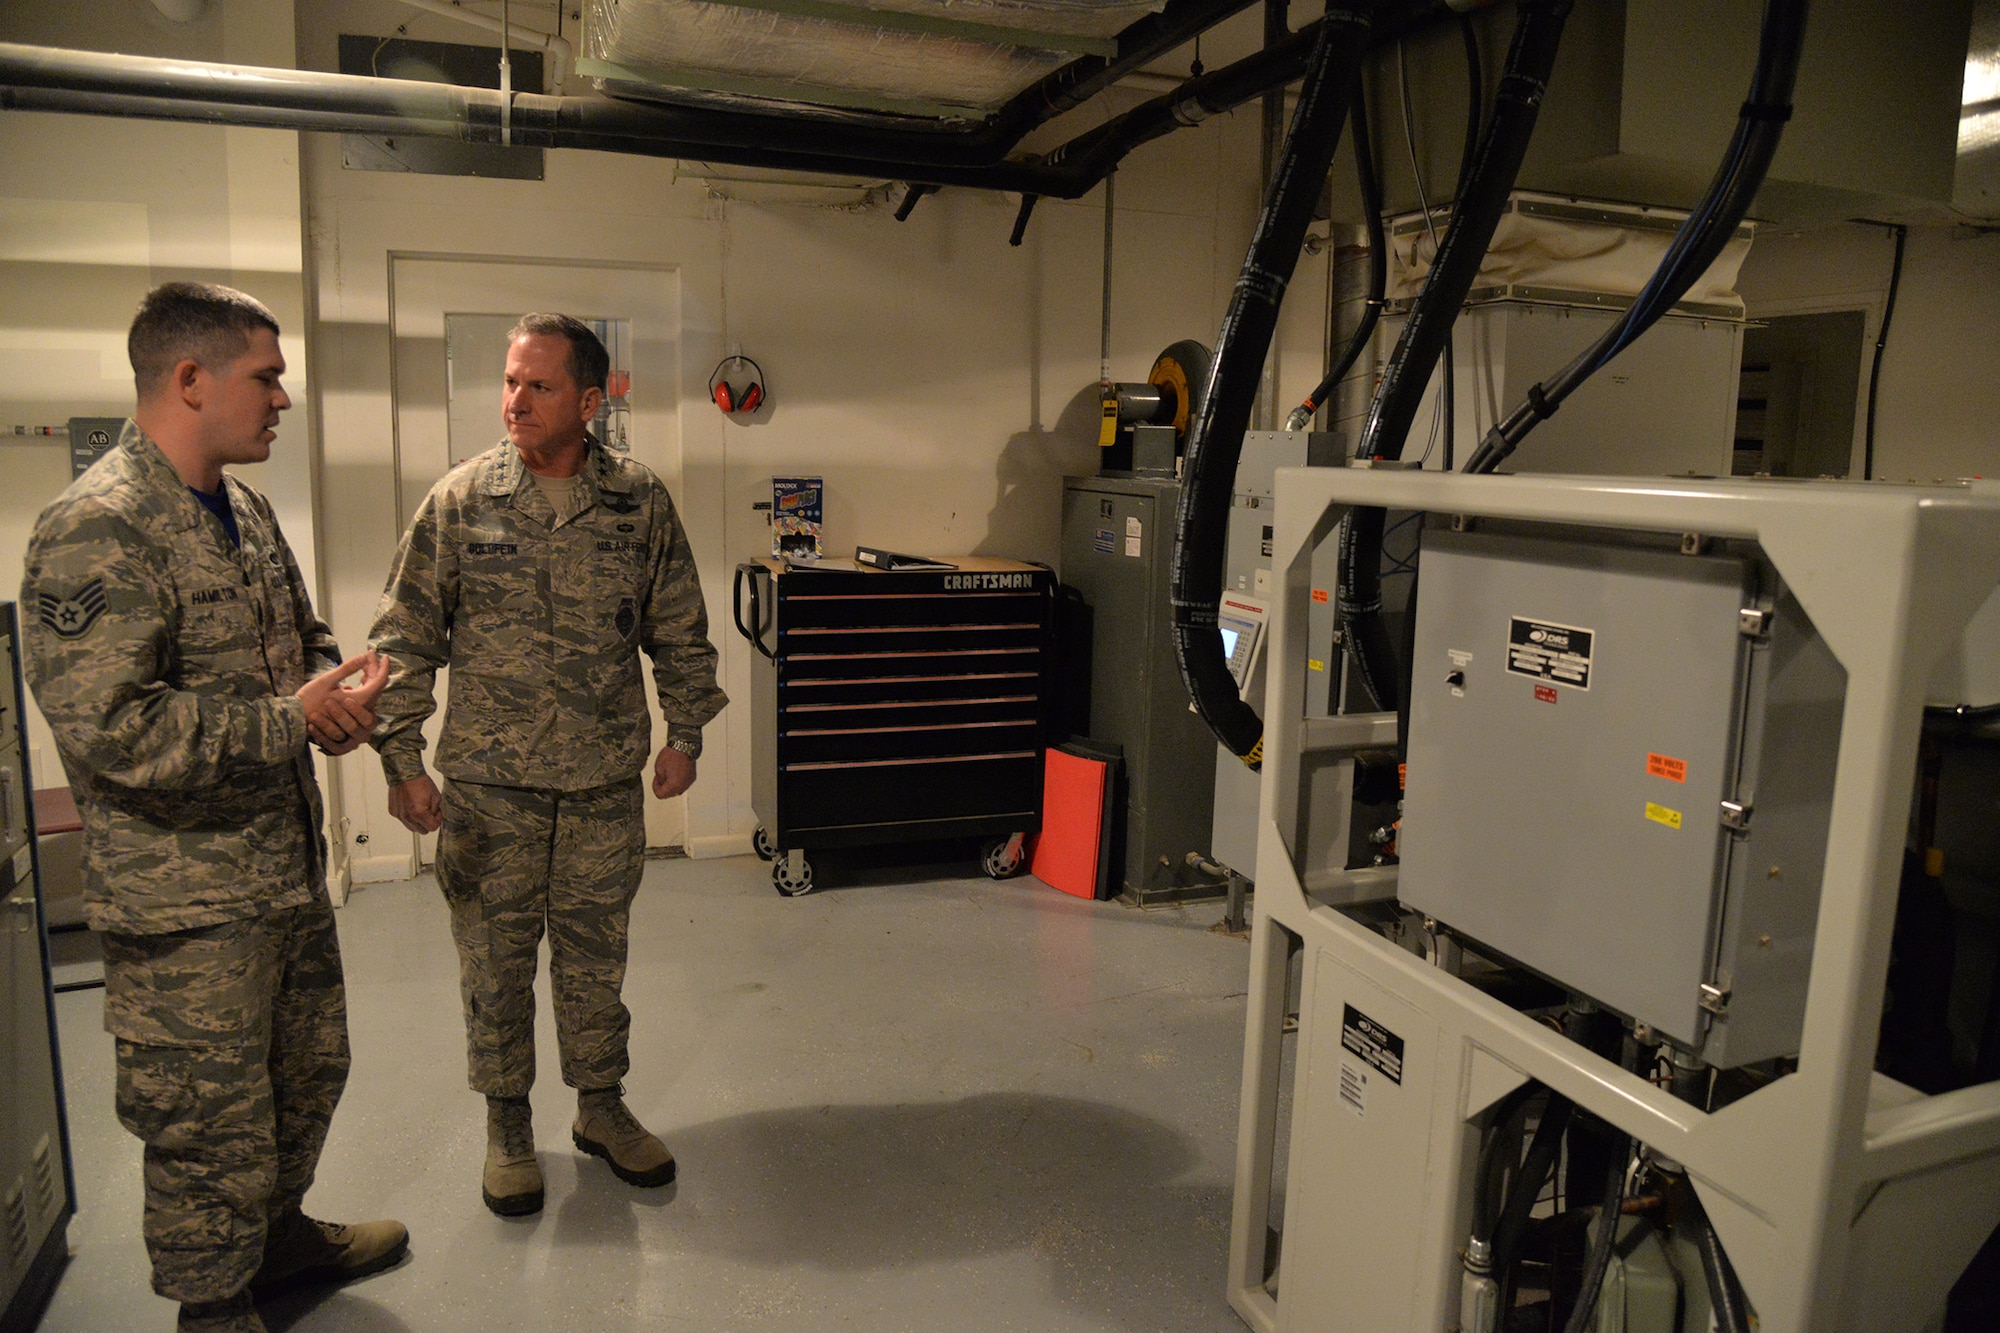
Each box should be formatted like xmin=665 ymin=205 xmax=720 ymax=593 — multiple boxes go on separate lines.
xmin=101 ymin=899 xmax=350 ymax=1303
xmin=435 ymin=777 xmax=646 ymax=1098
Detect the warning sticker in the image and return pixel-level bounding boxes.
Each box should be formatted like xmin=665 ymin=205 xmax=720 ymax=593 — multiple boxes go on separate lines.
xmin=1647 ymin=752 xmax=1688 ymax=783
xmin=1645 ymin=802 xmax=1683 ymax=830
xmin=1093 ymin=527 xmax=1115 ymax=554
xmin=1341 ymin=1004 xmax=1404 ymax=1086
xmin=1507 ymin=616 xmax=1594 ymax=691
xmin=1311 ymin=588 xmax=1330 ymax=604
xmin=1534 ymin=685 xmax=1558 ymax=705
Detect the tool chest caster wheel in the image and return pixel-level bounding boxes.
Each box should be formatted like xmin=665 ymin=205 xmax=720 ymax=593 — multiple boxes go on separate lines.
xmin=772 ymin=851 xmax=815 ymax=896
xmin=980 ymin=834 xmax=1027 ymax=880
xmin=752 ymin=825 xmax=778 ymax=861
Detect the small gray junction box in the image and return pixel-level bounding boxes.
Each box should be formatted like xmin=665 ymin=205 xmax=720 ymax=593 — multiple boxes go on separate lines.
xmin=1398 ymin=525 xmax=1845 ymax=1067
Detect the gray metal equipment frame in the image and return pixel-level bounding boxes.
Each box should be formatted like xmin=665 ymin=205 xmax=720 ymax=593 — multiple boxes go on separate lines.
xmin=1229 ymin=469 xmax=2000 ymax=1333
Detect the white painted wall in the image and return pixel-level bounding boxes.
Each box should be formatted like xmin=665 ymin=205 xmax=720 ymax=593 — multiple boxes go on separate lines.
xmin=1736 ymin=221 xmax=2000 ymax=483
xmin=0 ymin=0 xmax=318 ymax=821
xmin=293 ymin=0 xmax=1329 ymax=870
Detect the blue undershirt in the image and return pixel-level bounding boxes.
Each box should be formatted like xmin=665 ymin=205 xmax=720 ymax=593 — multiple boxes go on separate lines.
xmin=189 ymin=483 xmax=240 ymax=549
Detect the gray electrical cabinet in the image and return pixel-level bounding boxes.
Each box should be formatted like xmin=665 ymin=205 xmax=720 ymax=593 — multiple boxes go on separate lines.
xmin=1 ymin=604 xmax=73 ymax=1329
xmin=1061 ymin=475 xmax=1218 ymax=904
xmin=1398 ymin=527 xmax=1844 ymax=1066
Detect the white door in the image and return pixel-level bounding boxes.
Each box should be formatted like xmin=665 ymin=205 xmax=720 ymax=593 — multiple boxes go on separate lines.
xmin=387 ymin=256 xmax=686 ymax=855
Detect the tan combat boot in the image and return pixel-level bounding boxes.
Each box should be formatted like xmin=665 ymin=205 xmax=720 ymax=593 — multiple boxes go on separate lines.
xmin=178 ymin=1292 xmax=266 ymax=1333
xmin=573 ymin=1086 xmax=676 ymax=1187
xmin=484 ymin=1095 xmax=545 ymax=1216
xmin=251 ymin=1209 xmax=409 ymax=1294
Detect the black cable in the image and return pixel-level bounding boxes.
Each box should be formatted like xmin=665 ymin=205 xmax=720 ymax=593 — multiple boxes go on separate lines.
xmin=1336 ymin=0 xmax=1572 ymax=711
xmin=1862 ymin=221 xmax=1907 ymax=480
xmin=1559 ymin=1138 xmax=1634 ymax=1333
xmin=1288 ymin=83 xmax=1385 ymax=431
xmin=1464 ymin=0 xmax=1808 ymax=475
xmin=1489 ymin=1095 xmax=1573 ymax=1288
xmin=1355 ymin=0 xmax=1569 ymax=466
xmin=1457 ymin=17 xmax=1482 ymax=196
xmin=1689 ymin=1192 xmax=1755 ymax=1333
xmin=1443 ymin=17 xmax=1480 ymax=473
xmin=1169 ymin=4 xmax=1374 ymax=765
xmin=1472 ymin=1085 xmax=1543 ymax=1242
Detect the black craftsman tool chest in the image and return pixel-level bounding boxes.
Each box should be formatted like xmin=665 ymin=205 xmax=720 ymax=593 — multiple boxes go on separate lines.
xmin=732 ymin=557 xmax=1054 ymax=895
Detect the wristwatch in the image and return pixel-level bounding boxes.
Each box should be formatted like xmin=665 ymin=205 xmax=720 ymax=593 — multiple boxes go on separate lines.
xmin=667 ymin=733 xmax=702 ymax=759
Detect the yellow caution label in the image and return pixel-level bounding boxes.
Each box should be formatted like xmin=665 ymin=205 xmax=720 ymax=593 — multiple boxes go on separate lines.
xmin=1645 ymin=802 xmax=1683 ymax=830
xmin=1098 ymin=392 xmax=1120 ymax=447
xmin=1308 ymin=658 xmax=1325 ymax=672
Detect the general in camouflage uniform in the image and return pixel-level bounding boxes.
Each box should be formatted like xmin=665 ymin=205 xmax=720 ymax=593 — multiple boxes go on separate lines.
xmin=19 ymin=283 xmax=407 ymax=1333
xmin=369 ymin=312 xmax=726 ymax=1217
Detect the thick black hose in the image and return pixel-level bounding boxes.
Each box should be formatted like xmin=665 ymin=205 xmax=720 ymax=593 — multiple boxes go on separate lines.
xmin=1560 ymin=1137 xmax=1634 ymax=1333
xmin=1464 ymin=0 xmax=1809 ymax=474
xmin=1489 ymin=1096 xmax=1573 ymax=1286
xmin=1335 ymin=0 xmax=1571 ymax=711
xmin=1354 ymin=0 xmax=1571 ymax=465
xmin=1471 ymin=1084 xmax=1543 ymax=1243
xmin=1690 ymin=1193 xmax=1755 ymax=1333
xmin=1169 ymin=4 xmax=1374 ymax=764
xmin=1288 ymin=85 xmax=1385 ymax=429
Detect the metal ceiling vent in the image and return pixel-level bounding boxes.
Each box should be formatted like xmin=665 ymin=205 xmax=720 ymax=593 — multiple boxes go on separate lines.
xmin=581 ymin=0 xmax=1167 ymax=117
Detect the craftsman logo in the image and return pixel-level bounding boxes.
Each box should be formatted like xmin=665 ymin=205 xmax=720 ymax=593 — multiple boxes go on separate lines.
xmin=943 ymin=572 xmax=1035 ymax=591
xmin=466 ymin=542 xmax=519 ymax=556
xmin=614 ymin=598 xmax=637 ymax=638
xmin=38 ymin=580 xmax=107 ymax=638
xmin=1647 ymin=752 xmax=1688 ymax=783
xmin=188 ymin=587 xmax=240 ymax=606
xmin=1507 ymin=616 xmax=1594 ymax=691
xmin=1535 ymin=685 xmax=1558 ymax=704
xmin=1340 ymin=1004 xmax=1404 ymax=1086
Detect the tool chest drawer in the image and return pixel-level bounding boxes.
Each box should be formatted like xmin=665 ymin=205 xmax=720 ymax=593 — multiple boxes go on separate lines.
xmin=733 ymin=557 xmax=1055 ymax=895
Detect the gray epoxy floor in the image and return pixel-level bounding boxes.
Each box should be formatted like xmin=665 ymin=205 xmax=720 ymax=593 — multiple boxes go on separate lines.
xmin=37 ymin=851 xmax=1257 ymax=1332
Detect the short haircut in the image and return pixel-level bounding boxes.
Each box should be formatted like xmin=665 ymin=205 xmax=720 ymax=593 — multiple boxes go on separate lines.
xmin=508 ymin=313 xmax=609 ymax=395
xmin=128 ymin=281 xmax=280 ymax=397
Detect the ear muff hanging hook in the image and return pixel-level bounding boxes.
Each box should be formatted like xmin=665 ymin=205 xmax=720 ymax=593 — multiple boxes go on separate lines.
xmin=708 ymin=355 xmax=767 ymax=415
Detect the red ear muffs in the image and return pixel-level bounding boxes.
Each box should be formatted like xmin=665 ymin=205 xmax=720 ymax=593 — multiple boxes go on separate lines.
xmin=708 ymin=355 xmax=766 ymax=416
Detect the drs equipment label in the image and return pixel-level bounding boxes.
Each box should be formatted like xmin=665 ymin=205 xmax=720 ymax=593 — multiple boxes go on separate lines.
xmin=1506 ymin=616 xmax=1595 ymax=691
xmin=1340 ymin=1004 xmax=1404 ymax=1086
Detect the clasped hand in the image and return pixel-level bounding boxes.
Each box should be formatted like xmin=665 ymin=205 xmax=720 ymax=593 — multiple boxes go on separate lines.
xmin=297 ymin=651 xmax=389 ymax=757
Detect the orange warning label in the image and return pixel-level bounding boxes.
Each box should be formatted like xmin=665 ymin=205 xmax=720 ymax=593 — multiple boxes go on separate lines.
xmin=1647 ymin=752 xmax=1688 ymax=783
xmin=1311 ymin=588 xmax=1329 ymax=604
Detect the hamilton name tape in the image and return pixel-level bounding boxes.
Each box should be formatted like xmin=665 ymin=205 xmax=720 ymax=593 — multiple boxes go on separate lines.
xmin=943 ymin=572 xmax=1036 ymax=591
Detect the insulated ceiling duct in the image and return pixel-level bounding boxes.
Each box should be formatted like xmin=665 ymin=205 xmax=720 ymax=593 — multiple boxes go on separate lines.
xmin=581 ymin=0 xmax=1166 ymax=117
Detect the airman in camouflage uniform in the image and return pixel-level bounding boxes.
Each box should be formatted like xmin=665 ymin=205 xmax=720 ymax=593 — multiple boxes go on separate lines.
xmin=19 ymin=283 xmax=408 ymax=1333
xmin=369 ymin=312 xmax=726 ymax=1217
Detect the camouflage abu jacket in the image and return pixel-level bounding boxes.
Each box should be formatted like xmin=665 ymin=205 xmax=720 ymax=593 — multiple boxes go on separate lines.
xmin=19 ymin=423 xmax=337 ymax=934
xmin=368 ymin=440 xmax=727 ymax=792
